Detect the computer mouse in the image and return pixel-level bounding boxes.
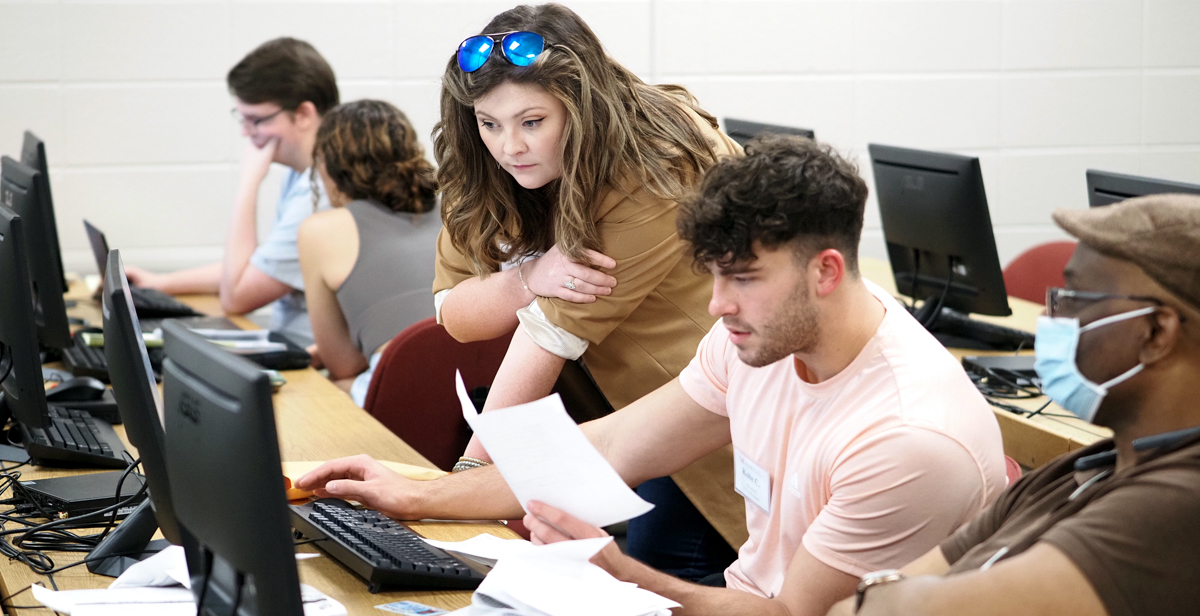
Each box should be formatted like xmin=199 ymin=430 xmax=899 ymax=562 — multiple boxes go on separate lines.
xmin=45 ymin=376 xmax=108 ymax=402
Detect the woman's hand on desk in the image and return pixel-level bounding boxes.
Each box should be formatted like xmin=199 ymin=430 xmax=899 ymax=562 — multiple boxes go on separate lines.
xmin=295 ymin=454 xmax=418 ymax=519
xmin=524 ymin=244 xmax=617 ymax=303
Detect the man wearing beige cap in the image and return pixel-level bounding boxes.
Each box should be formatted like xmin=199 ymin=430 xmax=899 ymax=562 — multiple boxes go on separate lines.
xmin=829 ymin=193 xmax=1200 ymax=616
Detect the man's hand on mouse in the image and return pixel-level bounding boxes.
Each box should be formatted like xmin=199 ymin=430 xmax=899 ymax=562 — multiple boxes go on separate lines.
xmin=295 ymin=454 xmax=417 ymax=519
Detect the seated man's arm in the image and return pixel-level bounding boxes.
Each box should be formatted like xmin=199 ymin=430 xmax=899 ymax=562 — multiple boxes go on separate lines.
xmin=528 ymin=425 xmax=995 ymax=616
xmin=525 ymin=507 xmax=857 ymax=616
xmin=296 ymin=377 xmax=730 ymax=520
xmin=828 ymin=544 xmax=1104 ymax=616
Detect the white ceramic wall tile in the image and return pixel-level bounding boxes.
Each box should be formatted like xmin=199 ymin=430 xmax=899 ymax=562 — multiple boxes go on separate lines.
xmin=52 ymin=165 xmax=236 ymax=252
xmin=992 ymin=152 xmax=1141 ymax=226
xmin=0 ymin=2 xmax=61 ymax=81
xmin=1140 ymin=150 xmax=1200 ymax=186
xmin=1002 ymin=1 xmax=1142 ymax=70
xmin=1143 ymin=73 xmax=1200 ymax=145
xmin=993 ymin=225 xmax=1074 ymax=268
xmin=701 ymin=77 xmax=857 ymax=148
xmin=0 ymin=86 xmax=64 ymax=153
xmin=652 ymin=0 xmax=708 ymax=77
xmin=61 ymin=85 xmax=233 ymax=165
xmin=1144 ymin=1 xmax=1200 ymax=67
xmin=568 ymin=1 xmax=653 ymax=78
xmin=1000 ymin=74 xmax=1141 ymax=147
xmin=230 ymin=2 xmax=394 ymax=81
xmin=392 ymin=80 xmax=445 ymax=156
xmin=704 ymin=1 xmax=858 ymax=75
xmin=856 ymin=1 xmax=1001 ymax=72
xmin=393 ymin=1 xmax=520 ymax=80
xmin=62 ymin=2 xmax=230 ymax=81
xmin=857 ymin=77 xmax=1000 ymax=150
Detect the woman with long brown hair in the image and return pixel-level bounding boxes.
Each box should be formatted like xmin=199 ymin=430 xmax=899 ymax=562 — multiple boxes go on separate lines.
xmin=298 ymin=100 xmax=440 ymax=403
xmin=432 ymin=4 xmax=741 ymax=579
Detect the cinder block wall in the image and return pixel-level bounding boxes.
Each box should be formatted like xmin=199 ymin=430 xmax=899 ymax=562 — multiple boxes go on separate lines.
xmin=2 ymin=1 xmax=1197 ymax=273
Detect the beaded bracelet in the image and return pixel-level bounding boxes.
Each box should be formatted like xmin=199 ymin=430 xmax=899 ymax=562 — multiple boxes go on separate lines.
xmin=451 ymin=456 xmax=493 ymax=473
xmin=517 ymin=260 xmax=532 ymax=295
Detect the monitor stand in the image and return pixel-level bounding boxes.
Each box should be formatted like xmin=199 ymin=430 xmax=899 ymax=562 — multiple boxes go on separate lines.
xmin=87 ymin=499 xmax=171 ymax=577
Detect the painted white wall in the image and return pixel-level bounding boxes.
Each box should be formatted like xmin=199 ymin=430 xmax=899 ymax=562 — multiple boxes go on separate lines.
xmin=2 ymin=0 xmax=1198 ymax=275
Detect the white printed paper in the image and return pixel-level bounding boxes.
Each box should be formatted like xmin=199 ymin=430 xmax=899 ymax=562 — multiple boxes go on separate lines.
xmin=455 ymin=371 xmax=652 ymax=528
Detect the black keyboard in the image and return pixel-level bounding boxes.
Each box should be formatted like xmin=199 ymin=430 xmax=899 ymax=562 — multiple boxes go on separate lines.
xmin=129 ymin=286 xmax=201 ymax=318
xmin=929 ymin=308 xmax=1036 ymax=352
xmin=290 ymin=499 xmax=487 ymax=593
xmin=20 ymin=407 xmax=130 ymax=469
xmin=61 ymin=332 xmax=163 ymax=384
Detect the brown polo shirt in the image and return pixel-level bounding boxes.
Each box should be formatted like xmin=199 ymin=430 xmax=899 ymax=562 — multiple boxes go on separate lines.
xmin=941 ymin=434 xmax=1200 ymax=616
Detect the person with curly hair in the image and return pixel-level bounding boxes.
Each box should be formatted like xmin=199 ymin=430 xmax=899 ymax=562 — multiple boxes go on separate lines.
xmin=298 ymin=100 xmax=440 ymax=403
xmin=299 ymin=134 xmax=1007 ymax=616
xmin=308 ymin=3 xmax=745 ymax=581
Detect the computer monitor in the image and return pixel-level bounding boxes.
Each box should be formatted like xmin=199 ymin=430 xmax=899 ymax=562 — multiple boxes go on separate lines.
xmin=1085 ymin=169 xmax=1200 ymax=207
xmin=87 ymin=249 xmax=183 ymax=576
xmin=723 ymin=118 xmax=815 ymax=148
xmin=1 ymin=156 xmax=71 ymax=351
xmin=869 ymin=144 xmax=1011 ymax=321
xmin=161 ymin=320 xmax=303 ymax=616
xmin=0 ymin=203 xmax=53 ymax=430
xmin=19 ymin=131 xmax=68 ymax=291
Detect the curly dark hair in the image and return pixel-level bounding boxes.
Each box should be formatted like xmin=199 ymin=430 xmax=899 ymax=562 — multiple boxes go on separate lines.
xmin=679 ymin=134 xmax=868 ymax=274
xmin=314 ymin=100 xmax=437 ymax=213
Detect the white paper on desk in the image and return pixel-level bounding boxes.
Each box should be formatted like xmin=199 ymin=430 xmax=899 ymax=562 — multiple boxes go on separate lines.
xmin=455 ymin=371 xmax=652 ymax=528
xmin=112 ymin=545 xmax=322 ymax=590
xmin=35 ymin=583 xmax=347 ymax=616
xmin=472 ymin=537 xmax=679 ymax=616
xmin=423 ymin=533 xmax=532 ymax=562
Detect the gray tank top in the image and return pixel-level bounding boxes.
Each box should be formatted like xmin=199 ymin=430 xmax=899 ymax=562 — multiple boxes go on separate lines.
xmin=336 ymin=199 xmax=441 ymax=356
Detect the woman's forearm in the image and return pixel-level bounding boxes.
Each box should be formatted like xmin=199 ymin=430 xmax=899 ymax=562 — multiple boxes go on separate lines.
xmin=440 ymin=267 xmax=534 ymax=342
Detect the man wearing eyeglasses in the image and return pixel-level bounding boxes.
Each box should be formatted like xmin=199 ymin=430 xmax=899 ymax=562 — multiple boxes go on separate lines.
xmin=824 ymin=193 xmax=1200 ymax=616
xmin=125 ymin=37 xmax=338 ymax=347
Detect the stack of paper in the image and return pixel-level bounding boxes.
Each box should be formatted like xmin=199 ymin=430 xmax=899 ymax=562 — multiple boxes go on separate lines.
xmin=434 ymin=537 xmax=678 ymax=616
xmin=31 ymin=546 xmax=345 ymax=616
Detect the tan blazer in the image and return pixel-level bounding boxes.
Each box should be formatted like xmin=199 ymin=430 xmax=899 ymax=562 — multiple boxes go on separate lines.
xmin=433 ymin=112 xmax=749 ymax=548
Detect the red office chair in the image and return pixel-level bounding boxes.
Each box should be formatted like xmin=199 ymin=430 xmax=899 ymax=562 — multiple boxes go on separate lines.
xmin=362 ymin=319 xmax=532 ymax=539
xmin=363 ymin=318 xmax=513 ymax=473
xmin=1002 ymin=241 xmax=1077 ymax=305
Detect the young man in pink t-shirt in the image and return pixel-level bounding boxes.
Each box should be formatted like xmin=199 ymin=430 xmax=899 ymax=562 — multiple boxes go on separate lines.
xmin=297 ymin=135 xmax=1007 ymax=615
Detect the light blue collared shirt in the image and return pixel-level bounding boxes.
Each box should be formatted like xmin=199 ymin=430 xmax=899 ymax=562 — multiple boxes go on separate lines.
xmin=249 ymin=168 xmax=330 ymax=347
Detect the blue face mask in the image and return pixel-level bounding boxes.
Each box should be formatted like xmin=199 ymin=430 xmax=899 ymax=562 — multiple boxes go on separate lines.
xmin=1034 ymin=307 xmax=1157 ymax=423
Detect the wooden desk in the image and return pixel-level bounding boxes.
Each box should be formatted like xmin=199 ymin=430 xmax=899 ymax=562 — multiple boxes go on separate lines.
xmin=859 ymin=258 xmax=1111 ymax=468
xmin=0 ymin=287 xmax=516 ymax=615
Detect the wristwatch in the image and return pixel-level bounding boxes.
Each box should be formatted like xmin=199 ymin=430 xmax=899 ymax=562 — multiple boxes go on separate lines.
xmin=855 ymin=569 xmax=905 ymax=613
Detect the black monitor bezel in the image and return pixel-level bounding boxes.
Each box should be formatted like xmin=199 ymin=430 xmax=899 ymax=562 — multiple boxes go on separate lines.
xmin=723 ymin=118 xmax=815 ymax=148
xmin=161 ymin=320 xmax=302 ymax=616
xmin=1085 ymin=169 xmax=1200 ymax=207
xmin=0 ymin=204 xmax=52 ymax=429
xmin=103 ymin=249 xmax=183 ymax=544
xmin=1 ymin=156 xmax=71 ymax=350
xmin=20 ymin=132 xmax=69 ymax=292
xmin=868 ymin=143 xmax=1011 ymax=318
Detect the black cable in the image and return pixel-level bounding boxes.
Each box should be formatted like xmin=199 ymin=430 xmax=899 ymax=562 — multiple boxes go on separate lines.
xmin=1024 ymin=398 xmax=1055 ymax=419
xmin=0 ymin=345 xmax=12 ymax=384
xmin=920 ymin=259 xmax=955 ymax=329
xmin=909 ymin=249 xmax=921 ymax=314
xmin=292 ymin=537 xmax=327 ymax=547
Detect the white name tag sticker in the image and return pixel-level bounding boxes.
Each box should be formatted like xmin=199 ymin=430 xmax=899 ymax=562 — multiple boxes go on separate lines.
xmin=734 ymin=448 xmax=771 ymax=514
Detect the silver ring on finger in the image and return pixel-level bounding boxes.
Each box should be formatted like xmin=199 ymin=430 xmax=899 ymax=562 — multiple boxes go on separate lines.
xmin=564 ymin=276 xmax=577 ymax=291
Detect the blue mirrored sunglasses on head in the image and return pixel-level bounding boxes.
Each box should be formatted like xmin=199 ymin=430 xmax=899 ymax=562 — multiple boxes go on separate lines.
xmin=457 ymin=31 xmax=546 ymax=72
